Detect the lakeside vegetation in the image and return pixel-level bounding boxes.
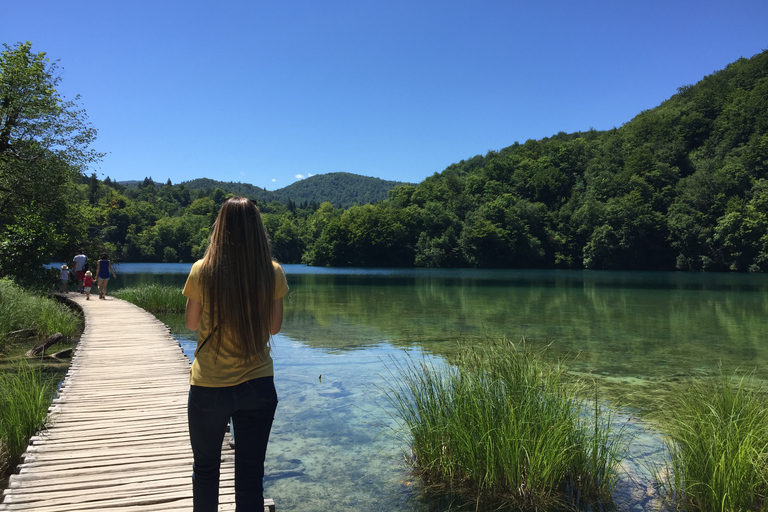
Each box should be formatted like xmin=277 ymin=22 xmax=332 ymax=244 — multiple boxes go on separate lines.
xmin=0 ymin=360 xmax=58 ymax=480
xmin=0 ymin=278 xmax=81 ymax=353
xmin=0 ymin=278 xmax=81 ymax=486
xmin=654 ymin=371 xmax=768 ymax=511
xmin=113 ymin=284 xmax=186 ymax=313
xmin=387 ymin=338 xmax=768 ymax=512
xmin=386 ymin=340 xmax=629 ymax=510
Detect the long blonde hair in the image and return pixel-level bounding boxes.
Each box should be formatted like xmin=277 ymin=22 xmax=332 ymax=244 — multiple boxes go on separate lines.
xmin=199 ymin=197 xmax=275 ymax=361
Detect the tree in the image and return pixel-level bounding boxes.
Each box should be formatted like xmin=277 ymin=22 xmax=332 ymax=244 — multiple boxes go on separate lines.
xmin=0 ymin=42 xmax=102 ymax=284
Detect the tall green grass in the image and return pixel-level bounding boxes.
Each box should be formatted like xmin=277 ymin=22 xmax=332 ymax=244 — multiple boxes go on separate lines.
xmin=655 ymin=371 xmax=768 ymax=512
xmin=0 ymin=278 xmax=80 ymax=351
xmin=0 ymin=360 xmax=56 ymax=477
xmin=113 ymin=284 xmax=186 ymax=313
xmin=386 ymin=339 xmax=629 ymax=510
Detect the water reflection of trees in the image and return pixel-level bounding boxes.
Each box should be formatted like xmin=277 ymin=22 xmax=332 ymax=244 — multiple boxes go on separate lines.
xmin=281 ymin=273 xmax=768 ymax=381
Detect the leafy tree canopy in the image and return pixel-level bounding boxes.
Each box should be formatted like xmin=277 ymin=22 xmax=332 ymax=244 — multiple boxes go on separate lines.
xmin=0 ymin=42 xmax=102 ymax=284
xmin=12 ymin=47 xmax=768 ymax=275
xmin=120 ymin=173 xmax=410 ymax=210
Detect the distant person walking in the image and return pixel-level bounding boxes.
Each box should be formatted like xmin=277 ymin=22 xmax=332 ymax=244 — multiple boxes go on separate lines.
xmin=83 ymin=270 xmax=94 ymax=300
xmin=59 ymin=265 xmax=70 ymax=293
xmin=72 ymin=250 xmax=88 ymax=293
xmin=183 ymin=197 xmax=288 ymax=511
xmin=96 ymin=254 xmax=116 ymax=299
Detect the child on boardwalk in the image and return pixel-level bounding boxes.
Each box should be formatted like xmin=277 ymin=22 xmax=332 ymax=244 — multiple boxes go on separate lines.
xmin=83 ymin=271 xmax=94 ymax=300
xmin=59 ymin=265 xmax=70 ymax=293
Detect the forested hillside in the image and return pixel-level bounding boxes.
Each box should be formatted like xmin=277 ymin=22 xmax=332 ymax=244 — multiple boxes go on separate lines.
xmin=297 ymin=49 xmax=768 ymax=271
xmin=118 ymin=173 xmax=406 ymax=209
xmin=4 ymin=43 xmax=767 ymax=279
xmin=268 ymin=172 xmax=406 ymax=208
xmin=88 ymin=50 xmax=768 ymax=270
xmin=67 ymin=50 xmax=768 ymax=269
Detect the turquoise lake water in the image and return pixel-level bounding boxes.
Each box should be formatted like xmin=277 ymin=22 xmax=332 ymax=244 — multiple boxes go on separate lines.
xmin=108 ymin=264 xmax=768 ymax=511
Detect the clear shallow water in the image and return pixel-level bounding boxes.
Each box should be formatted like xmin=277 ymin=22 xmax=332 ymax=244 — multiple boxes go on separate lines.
xmin=176 ymin=335 xmax=427 ymax=512
xmin=116 ymin=264 xmax=768 ymax=511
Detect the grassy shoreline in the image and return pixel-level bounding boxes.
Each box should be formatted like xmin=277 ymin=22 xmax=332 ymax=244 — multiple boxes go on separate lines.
xmin=654 ymin=371 xmax=768 ymax=511
xmin=386 ymin=339 xmax=630 ymax=510
xmin=0 ymin=361 xmax=60 ymax=481
xmin=113 ymin=284 xmax=186 ymax=313
xmin=386 ymin=337 xmax=768 ymax=512
xmin=0 ymin=278 xmax=82 ymax=488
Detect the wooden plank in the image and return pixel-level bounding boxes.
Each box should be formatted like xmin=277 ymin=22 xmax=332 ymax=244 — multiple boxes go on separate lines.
xmin=0 ymin=294 xmax=271 ymax=512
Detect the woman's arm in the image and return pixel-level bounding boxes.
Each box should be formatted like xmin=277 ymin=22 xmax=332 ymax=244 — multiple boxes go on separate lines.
xmin=186 ymin=298 xmax=202 ymax=331
xmin=270 ymin=298 xmax=283 ymax=335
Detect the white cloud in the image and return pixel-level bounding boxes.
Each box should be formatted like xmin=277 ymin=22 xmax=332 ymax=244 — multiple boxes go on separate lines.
xmin=271 ymin=178 xmax=276 ymax=182
xmin=295 ymin=174 xmax=304 ymax=179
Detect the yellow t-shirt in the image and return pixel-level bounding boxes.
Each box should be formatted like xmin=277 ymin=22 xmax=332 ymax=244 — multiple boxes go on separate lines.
xmin=182 ymin=259 xmax=289 ymax=387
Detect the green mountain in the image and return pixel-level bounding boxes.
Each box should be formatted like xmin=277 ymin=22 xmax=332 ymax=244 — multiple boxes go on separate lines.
xmin=119 ymin=173 xmax=409 ymax=209
xmin=176 ymin=178 xmax=272 ymax=200
xmin=300 ymin=50 xmax=768 ymax=270
xmin=93 ymin=50 xmax=768 ymax=270
xmin=270 ymin=172 xmax=407 ymax=208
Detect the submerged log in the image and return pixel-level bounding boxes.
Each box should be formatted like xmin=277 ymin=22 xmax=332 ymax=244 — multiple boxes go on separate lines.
xmin=5 ymin=328 xmax=36 ymax=340
xmin=25 ymin=332 xmax=64 ymax=357
xmin=52 ymin=348 xmax=74 ymax=359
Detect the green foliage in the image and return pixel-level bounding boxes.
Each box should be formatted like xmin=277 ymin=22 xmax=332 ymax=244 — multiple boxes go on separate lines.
xmin=16 ymin=48 xmax=768 ymax=271
xmin=0 ymin=280 xmax=74 ymax=477
xmin=655 ymin=371 xmax=768 ymax=511
xmin=385 ymin=339 xmax=629 ymax=509
xmin=0 ymin=42 xmax=102 ymax=284
xmin=268 ymin=172 xmax=407 ymax=208
xmin=298 ymin=49 xmax=768 ymax=270
xmin=174 ymin=178 xmax=269 ymax=199
xmin=113 ymin=284 xmax=186 ymax=313
xmin=309 ymin=204 xmax=416 ymax=266
xmin=0 ymin=278 xmax=81 ymax=351
xmin=0 ymin=360 xmax=57 ymax=477
xmin=128 ymin=173 xmax=409 ymax=210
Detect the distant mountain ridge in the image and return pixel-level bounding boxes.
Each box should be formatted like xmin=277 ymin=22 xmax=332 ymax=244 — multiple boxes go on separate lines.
xmin=119 ymin=172 xmax=410 ymax=208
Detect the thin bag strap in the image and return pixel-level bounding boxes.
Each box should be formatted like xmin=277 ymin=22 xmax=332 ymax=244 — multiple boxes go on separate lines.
xmin=193 ymin=325 xmax=218 ymax=359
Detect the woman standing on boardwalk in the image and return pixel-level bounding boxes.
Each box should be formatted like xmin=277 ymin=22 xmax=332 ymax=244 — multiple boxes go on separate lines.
xmin=96 ymin=254 xmax=116 ymax=299
xmin=183 ymin=197 xmax=288 ymax=511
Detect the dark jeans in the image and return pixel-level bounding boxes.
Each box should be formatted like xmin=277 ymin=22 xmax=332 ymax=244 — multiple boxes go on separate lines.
xmin=188 ymin=376 xmax=278 ymax=511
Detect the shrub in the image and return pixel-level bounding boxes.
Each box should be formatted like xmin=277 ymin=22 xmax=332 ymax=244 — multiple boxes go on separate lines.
xmin=113 ymin=284 xmax=186 ymax=313
xmin=0 ymin=278 xmax=80 ymax=350
xmin=386 ymin=339 xmax=629 ymax=510
xmin=655 ymin=371 xmax=768 ymax=512
xmin=0 ymin=360 xmax=56 ymax=477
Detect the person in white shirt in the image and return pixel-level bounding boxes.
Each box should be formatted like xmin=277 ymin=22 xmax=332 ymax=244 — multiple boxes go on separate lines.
xmin=72 ymin=250 xmax=88 ymax=293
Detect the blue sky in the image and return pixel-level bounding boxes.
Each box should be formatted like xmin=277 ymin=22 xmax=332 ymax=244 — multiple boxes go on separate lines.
xmin=3 ymin=1 xmax=767 ymax=190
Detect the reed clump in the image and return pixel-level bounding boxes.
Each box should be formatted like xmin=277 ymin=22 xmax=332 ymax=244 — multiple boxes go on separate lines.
xmin=655 ymin=371 xmax=768 ymax=512
xmin=113 ymin=284 xmax=186 ymax=313
xmin=387 ymin=339 xmax=629 ymax=510
xmin=0 ymin=278 xmax=80 ymax=352
xmin=0 ymin=360 xmax=57 ymax=478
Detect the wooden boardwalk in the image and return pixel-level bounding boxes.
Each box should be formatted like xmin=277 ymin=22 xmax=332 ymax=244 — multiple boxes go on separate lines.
xmin=0 ymin=293 xmax=261 ymax=511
